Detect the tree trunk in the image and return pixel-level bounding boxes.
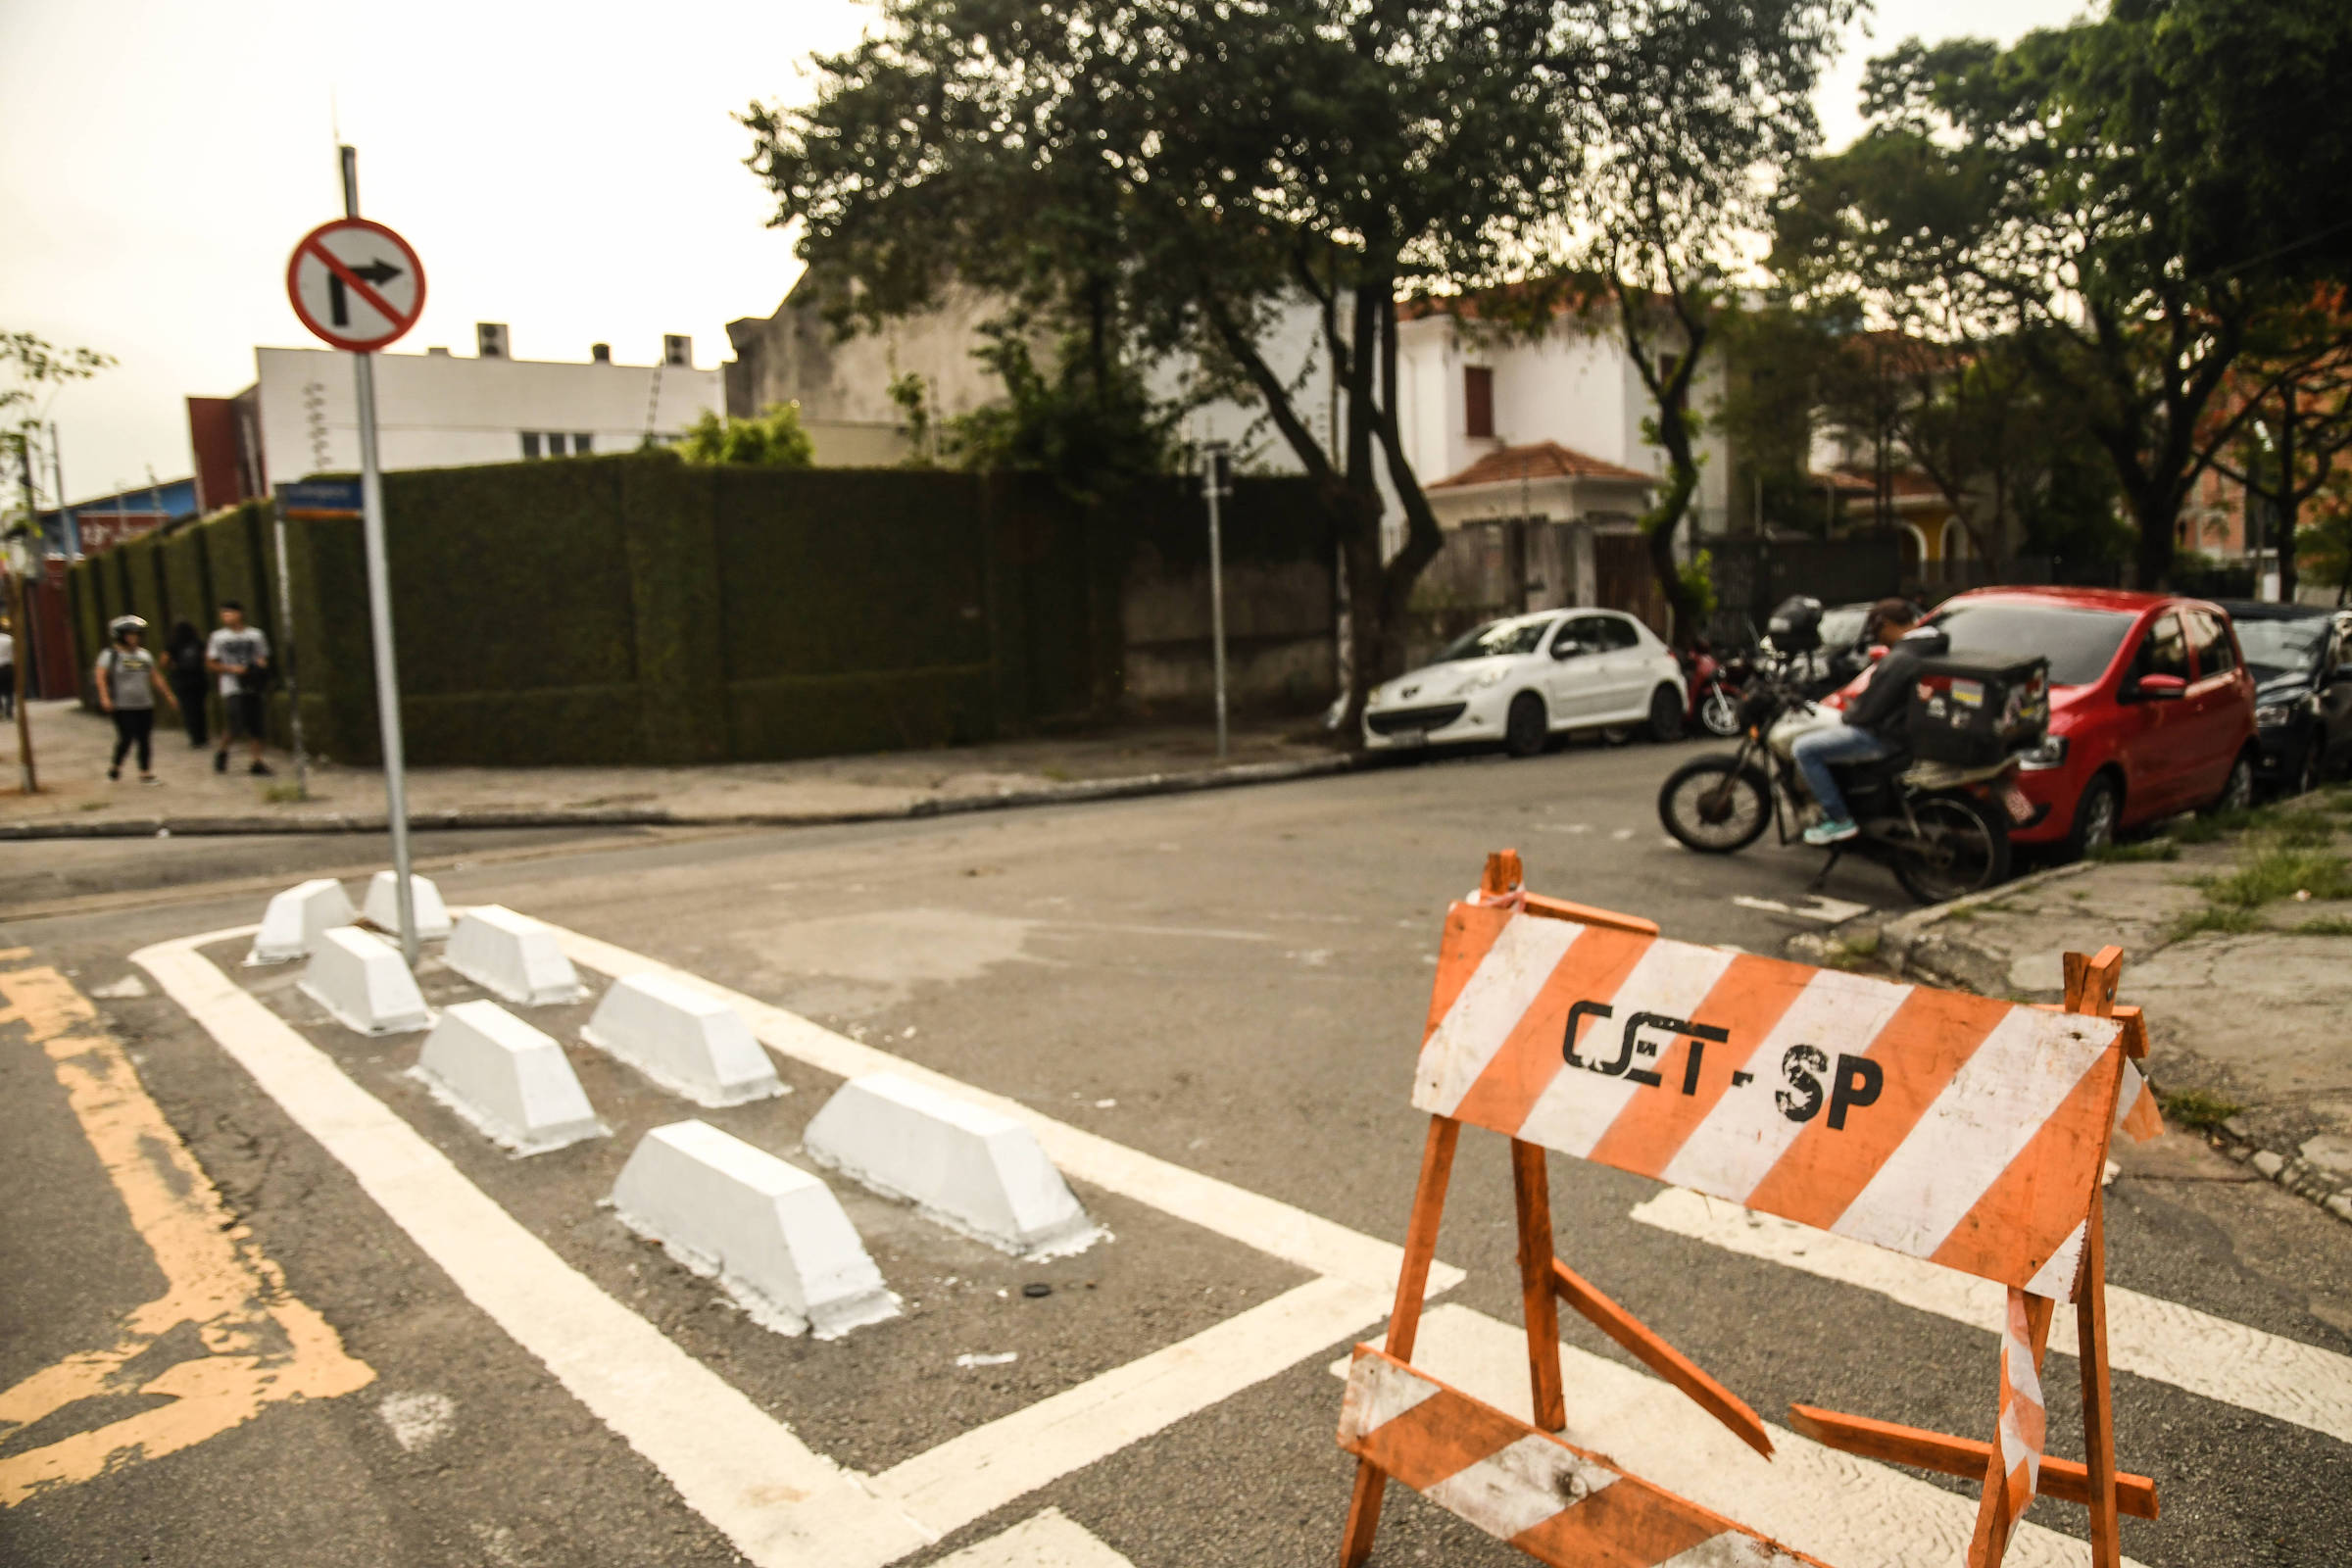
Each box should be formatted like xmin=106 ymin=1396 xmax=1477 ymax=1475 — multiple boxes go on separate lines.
xmin=2278 ymin=382 xmax=2300 ymax=604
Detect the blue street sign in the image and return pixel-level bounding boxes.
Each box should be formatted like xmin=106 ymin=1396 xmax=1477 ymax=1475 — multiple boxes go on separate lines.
xmin=274 ymin=478 xmax=363 ymax=517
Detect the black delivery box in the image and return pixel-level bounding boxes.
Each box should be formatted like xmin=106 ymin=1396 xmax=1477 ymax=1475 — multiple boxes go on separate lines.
xmin=1906 ymin=656 xmax=2050 ymax=766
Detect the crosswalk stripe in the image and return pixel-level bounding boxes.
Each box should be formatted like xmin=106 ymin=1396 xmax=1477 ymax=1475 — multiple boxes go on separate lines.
xmin=931 ymin=1508 xmax=1135 ymax=1567
xmin=1633 ymin=1186 xmax=2352 ymax=1446
xmin=1329 ymin=1304 xmax=2150 ymax=1568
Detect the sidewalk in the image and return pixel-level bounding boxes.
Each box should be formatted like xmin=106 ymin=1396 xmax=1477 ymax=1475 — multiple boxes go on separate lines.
xmin=0 ymin=699 xmax=1355 ymax=838
xmin=1827 ymin=790 xmax=2352 ymax=1225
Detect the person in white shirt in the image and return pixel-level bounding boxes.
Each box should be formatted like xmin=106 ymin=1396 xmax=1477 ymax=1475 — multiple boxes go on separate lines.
xmin=0 ymin=621 xmax=15 ymax=720
xmin=205 ymin=601 xmax=273 ymax=776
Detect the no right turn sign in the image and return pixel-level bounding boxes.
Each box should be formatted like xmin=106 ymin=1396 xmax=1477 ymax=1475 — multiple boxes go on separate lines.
xmin=285 ymin=218 xmax=425 ymax=353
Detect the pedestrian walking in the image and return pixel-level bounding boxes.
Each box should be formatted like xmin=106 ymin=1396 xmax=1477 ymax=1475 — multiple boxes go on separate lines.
xmin=206 ymin=601 xmax=273 ymax=776
xmin=167 ymin=619 xmax=210 ymax=747
xmin=0 ymin=617 xmax=15 ymax=720
xmin=95 ymin=614 xmax=179 ymax=785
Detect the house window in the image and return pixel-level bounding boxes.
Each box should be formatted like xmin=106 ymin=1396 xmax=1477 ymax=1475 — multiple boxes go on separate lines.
xmin=573 ymin=433 xmax=593 ymax=454
xmin=1464 ymin=367 xmax=1494 ymax=439
xmin=520 ymin=432 xmax=541 ymax=459
xmin=546 ymin=432 xmax=568 ymax=456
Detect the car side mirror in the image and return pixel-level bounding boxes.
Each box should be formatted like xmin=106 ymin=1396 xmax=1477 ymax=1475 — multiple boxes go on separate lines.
xmin=1551 ymin=642 xmax=1582 ymax=662
xmin=2132 ymin=673 xmax=2187 ymax=702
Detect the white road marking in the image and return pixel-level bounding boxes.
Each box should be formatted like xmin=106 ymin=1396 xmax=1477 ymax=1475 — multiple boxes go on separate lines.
xmin=1534 ymin=822 xmax=1592 ymax=834
xmin=1730 ymin=894 xmax=1873 ymax=924
xmin=1611 ymin=827 xmax=1636 ymax=841
xmin=1327 ymin=1303 xmax=2148 ymax=1568
xmin=133 ymin=932 xmax=933 ymax=1568
xmin=1038 ymin=921 xmax=1276 ymax=944
xmin=142 ymin=925 xmax=1455 ymax=1568
xmin=542 ymin=920 xmax=1458 ymax=1298
xmin=876 ymin=1276 xmax=1387 ymax=1541
xmin=932 ymin=1508 xmax=1135 ymax=1567
xmin=1634 ymin=1187 xmax=2352 ymax=1446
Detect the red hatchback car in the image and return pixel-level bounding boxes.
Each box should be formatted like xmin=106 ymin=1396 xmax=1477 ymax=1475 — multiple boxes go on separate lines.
xmin=1905 ymin=588 xmax=2259 ymax=856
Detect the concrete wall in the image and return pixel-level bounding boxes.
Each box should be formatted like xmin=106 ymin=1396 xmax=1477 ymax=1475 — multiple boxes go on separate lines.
xmin=1120 ymin=551 xmax=1335 ymax=715
xmin=249 ymin=346 xmax=723 ymax=490
xmin=725 ymin=279 xmax=1022 ymax=428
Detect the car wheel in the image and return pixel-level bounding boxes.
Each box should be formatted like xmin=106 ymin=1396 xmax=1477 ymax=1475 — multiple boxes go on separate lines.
xmin=2204 ymin=748 xmax=2257 ymax=815
xmin=1646 ymin=685 xmax=1685 ymax=744
xmin=2065 ymin=772 xmax=2121 ymax=861
xmin=1504 ymin=692 xmax=1548 ymax=758
xmin=1599 ymin=724 xmax=1635 ymax=747
xmin=2293 ymin=736 xmax=2321 ymax=797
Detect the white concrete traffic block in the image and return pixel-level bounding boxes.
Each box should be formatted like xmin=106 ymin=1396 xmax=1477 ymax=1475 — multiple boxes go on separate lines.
xmin=803 ymin=1071 xmax=1100 ymax=1259
xmin=580 ymin=973 xmax=783 ymax=1107
xmin=609 ymin=1119 xmax=896 ymax=1338
xmin=413 ymin=1000 xmax=605 ymax=1154
xmin=298 ymin=926 xmax=431 ymax=1036
xmin=445 ymin=905 xmax=587 ymax=1005
xmin=247 ymin=877 xmax=358 ymax=964
xmin=363 ymin=870 xmax=454 ymax=940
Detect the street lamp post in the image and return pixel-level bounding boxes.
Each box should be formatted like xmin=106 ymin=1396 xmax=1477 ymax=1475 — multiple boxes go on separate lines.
xmin=1200 ymin=441 xmax=1232 ymax=760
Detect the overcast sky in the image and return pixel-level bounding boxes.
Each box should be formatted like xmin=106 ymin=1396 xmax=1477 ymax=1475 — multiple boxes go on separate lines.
xmin=2 ymin=0 xmax=2089 ymax=505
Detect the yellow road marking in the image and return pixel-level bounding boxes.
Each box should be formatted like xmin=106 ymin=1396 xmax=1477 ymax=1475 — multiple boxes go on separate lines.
xmin=0 ymin=961 xmax=372 ymax=1506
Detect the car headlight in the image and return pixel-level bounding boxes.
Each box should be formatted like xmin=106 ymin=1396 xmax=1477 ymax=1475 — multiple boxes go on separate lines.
xmin=1366 ymin=687 xmax=1386 ymax=709
xmin=1468 ymin=668 xmax=1511 ymax=690
xmin=2255 ymin=703 xmax=2295 ymax=728
xmin=2018 ymin=733 xmax=2069 ymax=771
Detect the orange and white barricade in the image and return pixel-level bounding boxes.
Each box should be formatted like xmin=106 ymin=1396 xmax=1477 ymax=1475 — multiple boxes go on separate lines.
xmin=1339 ymin=851 xmax=2165 ymax=1568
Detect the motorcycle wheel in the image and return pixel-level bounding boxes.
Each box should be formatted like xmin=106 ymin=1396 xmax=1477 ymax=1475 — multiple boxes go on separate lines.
xmin=1698 ymin=686 xmax=1742 ymax=738
xmin=1891 ymin=794 xmax=2012 ymax=905
xmin=1658 ymin=756 xmax=1773 ymax=854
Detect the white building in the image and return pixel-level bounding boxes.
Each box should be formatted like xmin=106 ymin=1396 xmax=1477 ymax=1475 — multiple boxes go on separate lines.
xmin=210 ymin=327 xmax=724 ymax=495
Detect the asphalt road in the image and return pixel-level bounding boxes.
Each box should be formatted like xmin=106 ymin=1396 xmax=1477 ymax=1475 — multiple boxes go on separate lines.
xmin=4 ymin=735 xmax=2349 ymax=1567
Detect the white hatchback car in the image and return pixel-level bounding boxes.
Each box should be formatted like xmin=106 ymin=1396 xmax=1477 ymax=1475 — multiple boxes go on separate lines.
xmin=1362 ymin=610 xmax=1688 ymax=757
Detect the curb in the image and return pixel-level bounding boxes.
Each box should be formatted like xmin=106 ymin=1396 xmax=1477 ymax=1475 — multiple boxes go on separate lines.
xmin=1867 ymin=860 xmax=2352 ymax=1230
xmin=1875 ymin=861 xmax=2093 ymax=992
xmin=0 ymin=753 xmax=1366 ymax=841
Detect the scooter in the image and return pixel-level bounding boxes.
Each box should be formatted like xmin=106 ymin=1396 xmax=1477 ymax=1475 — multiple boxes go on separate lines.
xmin=1681 ymin=640 xmax=1744 ymax=738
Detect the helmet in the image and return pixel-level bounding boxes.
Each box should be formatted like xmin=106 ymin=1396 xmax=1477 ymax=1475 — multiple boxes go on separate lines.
xmin=109 ymin=614 xmax=148 ymax=640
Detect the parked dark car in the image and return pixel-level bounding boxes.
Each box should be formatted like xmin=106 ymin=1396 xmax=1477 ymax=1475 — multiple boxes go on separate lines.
xmin=2215 ymin=601 xmax=2352 ymax=796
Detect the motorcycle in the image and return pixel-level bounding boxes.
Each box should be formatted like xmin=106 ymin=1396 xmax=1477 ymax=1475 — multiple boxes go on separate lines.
xmin=1654 ymin=655 xmax=2031 ymax=904
xmin=1681 ymin=640 xmax=1745 ymax=738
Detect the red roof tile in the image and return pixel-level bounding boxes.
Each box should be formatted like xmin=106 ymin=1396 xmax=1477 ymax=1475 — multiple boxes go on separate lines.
xmin=1429 ymin=440 xmax=1656 ymax=490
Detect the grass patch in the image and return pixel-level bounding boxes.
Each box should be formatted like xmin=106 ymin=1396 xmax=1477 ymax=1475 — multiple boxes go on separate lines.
xmin=2090 ymin=838 xmax=2180 ymax=863
xmin=77 ymin=799 xmax=105 ymax=811
xmin=2169 ymin=805 xmax=2272 ymax=845
xmin=1041 ymin=765 xmax=1073 ymax=783
xmin=2267 ymin=811 xmax=2336 ymax=849
xmin=2292 ymin=916 xmax=2352 ymax=936
xmin=262 ymin=781 xmax=309 ymax=805
xmin=2168 ymin=903 xmax=2267 ymax=940
xmin=2156 ymin=1087 xmax=2245 ymax=1132
xmin=2198 ymin=845 xmax=2352 ymax=907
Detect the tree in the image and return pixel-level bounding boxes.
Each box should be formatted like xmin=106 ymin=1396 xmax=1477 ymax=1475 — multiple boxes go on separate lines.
xmin=676 ymin=402 xmax=815 ymax=467
xmin=1774 ymin=1 xmax=2352 ymax=588
xmin=750 ymin=0 xmax=1597 ymax=723
xmin=942 ymin=327 xmax=1183 ymax=505
xmin=2298 ymin=469 xmax=2352 ymax=607
xmin=748 ymin=0 xmax=1850 ymax=711
xmin=2201 ymin=294 xmax=2352 ymax=603
xmin=3 ymin=329 xmax=112 ymax=795
xmin=1551 ymin=0 xmax=1853 ymax=644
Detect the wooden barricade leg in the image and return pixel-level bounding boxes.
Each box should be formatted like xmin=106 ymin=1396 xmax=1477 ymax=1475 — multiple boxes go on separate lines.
xmin=1966 ymin=1294 xmax=2055 ymax=1567
xmin=1340 ymin=1115 xmax=1461 ymax=1568
xmin=1509 ymin=1139 xmax=1568 ymax=1432
xmin=2077 ymin=1188 xmax=2123 ymax=1566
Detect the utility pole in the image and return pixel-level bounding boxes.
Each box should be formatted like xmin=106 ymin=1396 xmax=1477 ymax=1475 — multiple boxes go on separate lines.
xmin=1200 ymin=441 xmax=1232 ymax=760
xmin=341 ymin=143 xmax=418 ymax=963
xmin=49 ymin=423 xmax=75 ymax=559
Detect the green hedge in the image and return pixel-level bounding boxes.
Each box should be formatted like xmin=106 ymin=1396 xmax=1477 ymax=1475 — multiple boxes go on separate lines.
xmin=61 ymin=454 xmax=1326 ymax=764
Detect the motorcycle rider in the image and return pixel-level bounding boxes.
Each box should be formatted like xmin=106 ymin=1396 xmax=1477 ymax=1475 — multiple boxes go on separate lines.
xmin=1792 ymin=609 xmax=1946 ymax=845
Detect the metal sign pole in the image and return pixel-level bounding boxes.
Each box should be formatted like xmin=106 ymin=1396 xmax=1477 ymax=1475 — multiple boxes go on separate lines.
xmin=1202 ymin=441 xmax=1230 ymax=760
xmin=270 ymin=501 xmax=309 ymax=799
xmin=341 ymin=144 xmax=416 ymax=964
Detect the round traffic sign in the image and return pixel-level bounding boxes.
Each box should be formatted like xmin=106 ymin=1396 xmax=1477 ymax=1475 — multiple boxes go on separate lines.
xmin=285 ymin=218 xmax=426 ymax=353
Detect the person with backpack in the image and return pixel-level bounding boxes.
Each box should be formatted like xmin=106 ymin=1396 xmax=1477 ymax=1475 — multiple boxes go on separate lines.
xmin=95 ymin=615 xmax=179 ymax=784
xmin=168 ymin=619 xmax=210 ymax=747
xmin=206 ymin=600 xmax=273 ymax=776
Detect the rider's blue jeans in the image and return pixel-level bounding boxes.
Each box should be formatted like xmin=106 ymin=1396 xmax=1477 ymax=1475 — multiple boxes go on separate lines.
xmin=1792 ymin=721 xmax=1893 ymax=824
